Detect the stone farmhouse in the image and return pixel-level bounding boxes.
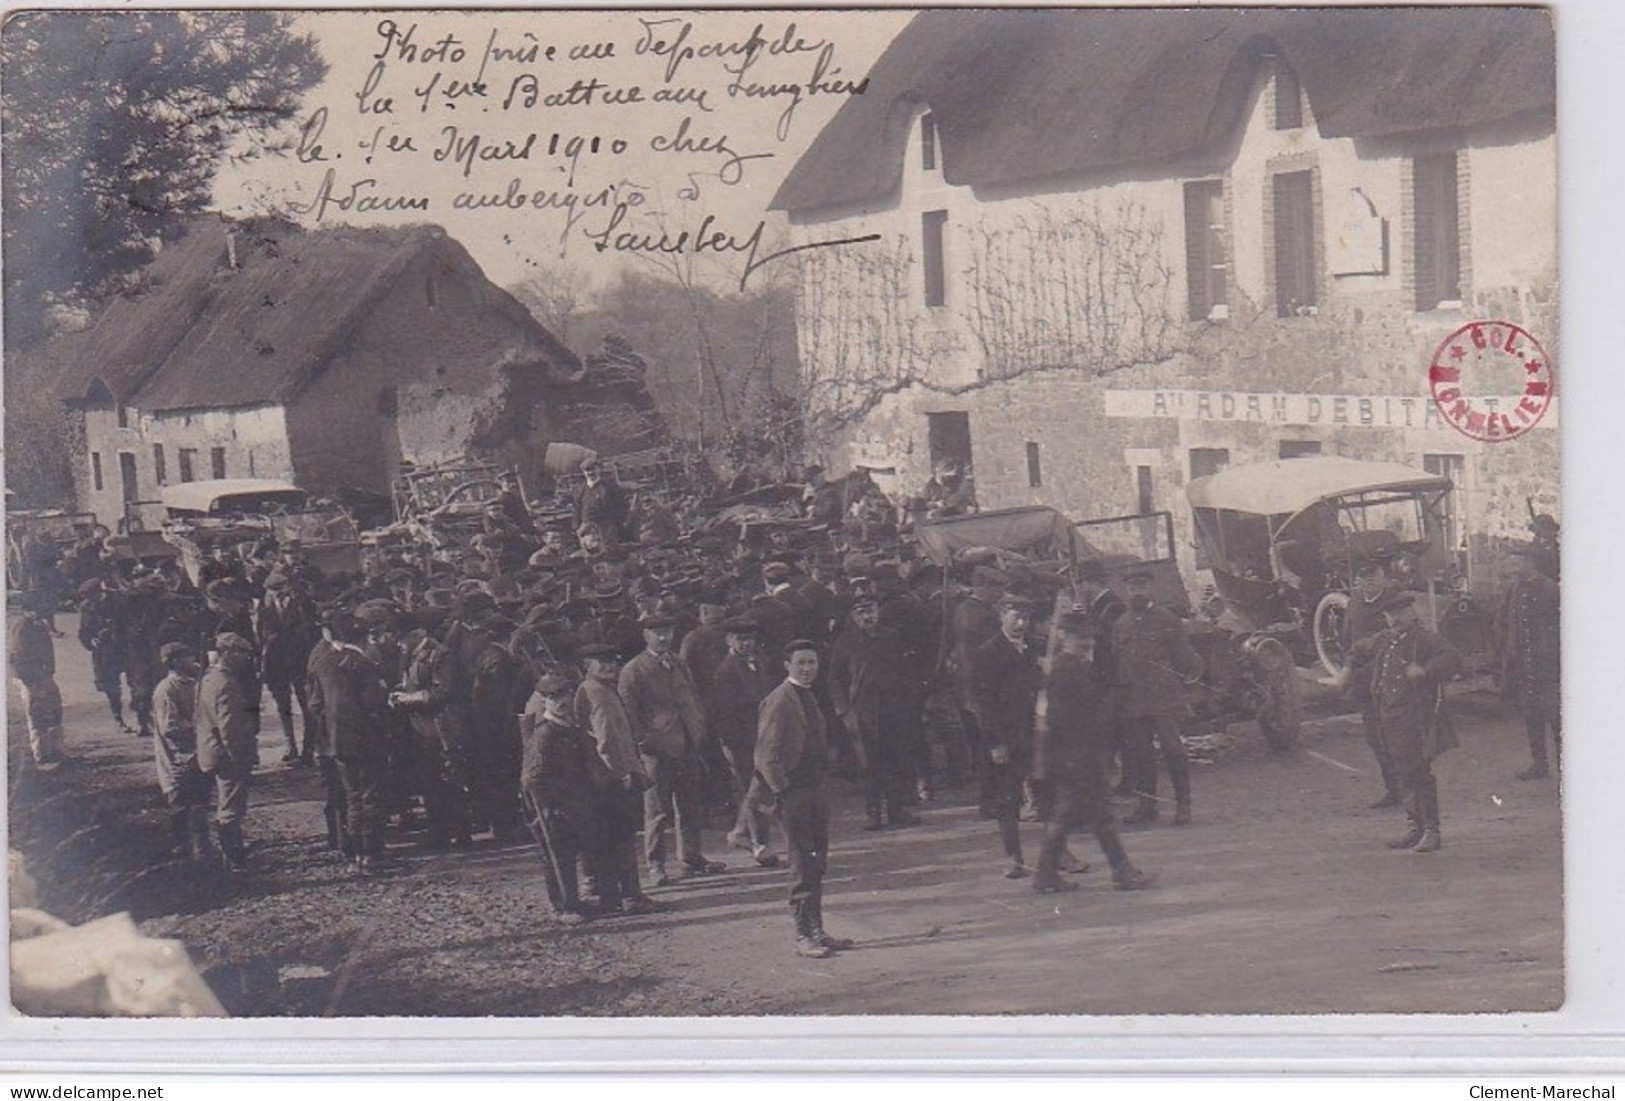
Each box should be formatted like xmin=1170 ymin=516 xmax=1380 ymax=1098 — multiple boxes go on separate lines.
xmin=772 ymin=7 xmax=1557 ymax=581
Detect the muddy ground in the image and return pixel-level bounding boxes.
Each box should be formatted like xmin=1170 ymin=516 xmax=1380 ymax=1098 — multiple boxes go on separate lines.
xmin=9 ymin=612 xmax=1561 ymax=1016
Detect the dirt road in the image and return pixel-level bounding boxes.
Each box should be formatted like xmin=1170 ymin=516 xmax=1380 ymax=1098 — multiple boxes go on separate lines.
xmin=10 ymin=613 xmax=1561 ymax=1016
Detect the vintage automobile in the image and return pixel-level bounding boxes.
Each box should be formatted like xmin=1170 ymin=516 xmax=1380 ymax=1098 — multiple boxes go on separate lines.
xmin=126 ymin=479 xmax=362 ymax=584
xmin=915 ymin=504 xmax=1303 ymax=750
xmin=1186 ymin=456 xmax=1479 ymax=677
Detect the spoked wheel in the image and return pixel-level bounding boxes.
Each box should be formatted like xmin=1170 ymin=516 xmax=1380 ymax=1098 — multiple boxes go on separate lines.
xmin=1313 ymin=589 xmax=1352 ymax=677
xmin=1246 ymin=635 xmax=1303 ymax=751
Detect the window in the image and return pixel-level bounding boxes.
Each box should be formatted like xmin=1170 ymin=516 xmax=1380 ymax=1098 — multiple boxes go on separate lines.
xmin=922 ymin=209 xmax=949 ymax=307
xmin=91 ymin=452 xmax=104 ymax=492
xmin=1413 ymin=152 xmax=1461 ymax=311
xmin=1189 ymin=447 xmax=1230 ymax=481
xmin=1135 ymin=465 xmax=1154 ymax=514
xmin=1278 ymin=439 xmax=1322 ymax=459
xmin=1272 ymin=169 xmax=1317 ymax=316
xmin=118 ymin=452 xmax=139 ymax=503
xmin=920 ymin=112 xmax=937 ymax=171
xmin=153 ymin=444 xmax=167 ymax=485
xmin=178 ymin=448 xmax=197 ymax=483
xmin=927 ymin=411 xmax=973 ymax=476
xmin=1274 ymin=66 xmax=1303 ymax=130
xmin=210 ymin=447 xmax=227 ymax=480
xmin=1184 ymin=180 xmax=1229 ymax=320
xmin=1026 ymin=442 xmax=1042 ymax=488
xmin=116 ymin=404 xmax=130 ymax=429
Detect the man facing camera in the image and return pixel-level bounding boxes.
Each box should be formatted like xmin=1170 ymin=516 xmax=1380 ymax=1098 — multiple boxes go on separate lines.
xmin=755 ymin=640 xmax=854 ymax=959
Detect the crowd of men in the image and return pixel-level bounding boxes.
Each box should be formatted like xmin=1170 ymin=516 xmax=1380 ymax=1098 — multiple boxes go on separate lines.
xmin=7 ymin=460 xmax=1561 ymax=958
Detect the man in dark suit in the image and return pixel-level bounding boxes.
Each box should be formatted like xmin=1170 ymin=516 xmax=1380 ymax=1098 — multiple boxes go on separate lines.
xmin=1345 ymin=556 xmax=1403 ymax=806
xmin=1113 ymin=568 xmax=1202 ymax=825
xmin=971 ymin=592 xmax=1044 ymax=878
xmin=756 ymin=639 xmax=853 ymax=959
xmin=307 ymin=609 xmax=394 ymax=876
xmin=1501 ymin=544 xmax=1561 ymax=781
xmin=705 ymin=617 xmax=782 ymax=866
xmin=519 ymin=670 xmax=615 ymax=924
xmin=1341 ymin=591 xmax=1463 ymax=852
xmin=573 ymin=458 xmax=630 ymax=544
xmin=1076 ymin=560 xmax=1131 ymax=794
xmin=1032 ymin=612 xmax=1155 ymax=893
xmin=828 ymin=595 xmax=918 ymax=830
xmin=952 ymin=566 xmax=1007 ymax=812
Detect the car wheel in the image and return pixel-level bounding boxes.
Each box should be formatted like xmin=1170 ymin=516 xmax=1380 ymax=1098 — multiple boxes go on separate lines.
xmin=1248 ymin=635 xmax=1302 ymax=751
xmin=1313 ymin=590 xmax=1352 ymax=677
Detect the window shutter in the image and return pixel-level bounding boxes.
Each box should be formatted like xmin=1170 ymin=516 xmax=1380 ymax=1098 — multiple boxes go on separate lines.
xmin=1413 ymin=153 xmax=1460 ymax=310
xmin=1185 ymin=186 xmax=1211 ymax=320
xmin=1273 ymin=171 xmax=1316 ymax=316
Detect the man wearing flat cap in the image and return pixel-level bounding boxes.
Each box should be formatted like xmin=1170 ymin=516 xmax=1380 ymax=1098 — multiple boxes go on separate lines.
xmin=706 ymin=616 xmax=783 ymax=865
xmin=1346 ymin=555 xmax=1404 ymax=807
xmin=152 ymin=642 xmax=212 ymax=863
xmin=1113 ymin=567 xmax=1202 ymax=826
xmin=971 ymin=592 xmax=1045 ymax=877
xmin=574 ymin=458 xmax=630 ymax=544
xmin=619 ymin=612 xmax=724 ymax=884
xmin=196 ymin=632 xmax=262 ymax=871
xmin=1337 ymin=590 xmax=1462 ymax=852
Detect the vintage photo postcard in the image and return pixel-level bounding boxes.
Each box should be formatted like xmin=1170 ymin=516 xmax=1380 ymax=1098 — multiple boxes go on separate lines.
xmin=4 ymin=5 xmax=1562 ymax=1023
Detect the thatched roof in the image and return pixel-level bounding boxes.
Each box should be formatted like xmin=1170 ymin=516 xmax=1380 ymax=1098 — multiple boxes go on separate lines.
xmin=771 ymin=7 xmax=1555 ymax=214
xmin=54 ymin=216 xmax=579 ymax=411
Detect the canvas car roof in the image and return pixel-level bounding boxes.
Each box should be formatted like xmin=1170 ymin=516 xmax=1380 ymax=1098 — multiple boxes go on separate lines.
xmin=159 ymin=478 xmax=305 ymax=513
xmin=1186 ymin=457 xmax=1452 ymax=516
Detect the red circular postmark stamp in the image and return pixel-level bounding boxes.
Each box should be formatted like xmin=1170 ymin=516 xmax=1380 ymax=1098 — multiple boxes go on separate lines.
xmin=1428 ymin=320 xmax=1555 ymax=442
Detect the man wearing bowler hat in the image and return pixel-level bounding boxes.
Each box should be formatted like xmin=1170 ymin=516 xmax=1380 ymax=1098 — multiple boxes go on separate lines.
xmin=970 ymin=591 xmax=1044 ymax=877
xmin=1032 ymin=611 xmax=1155 ymax=893
xmin=619 ymin=611 xmax=725 ymax=885
xmin=705 ymin=616 xmax=783 ymax=865
xmin=519 ymin=670 xmax=612 ymax=924
xmin=1113 ymin=567 xmax=1202 ymax=825
xmin=828 ymin=593 xmax=919 ymax=830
